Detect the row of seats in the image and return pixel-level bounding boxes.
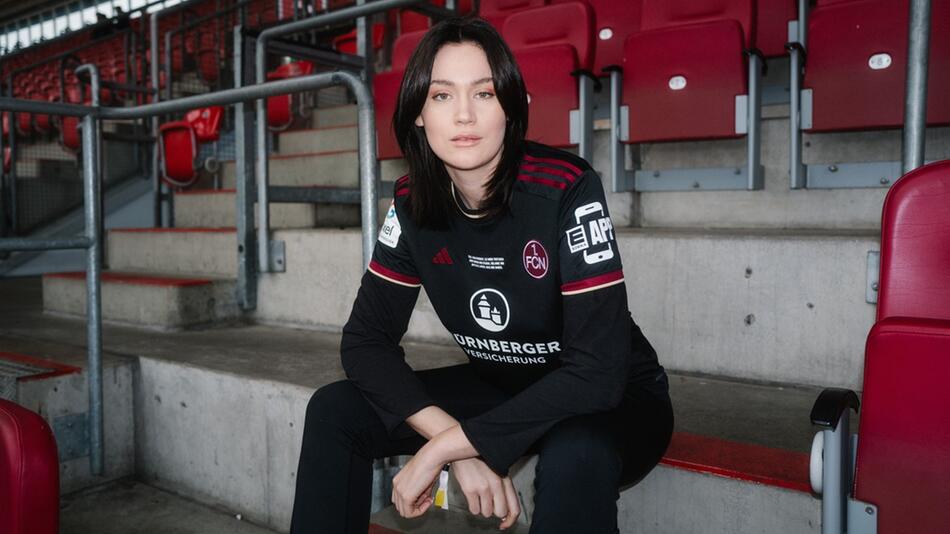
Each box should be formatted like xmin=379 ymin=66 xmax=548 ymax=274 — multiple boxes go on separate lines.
xmin=369 ymin=0 xmax=948 ymax=160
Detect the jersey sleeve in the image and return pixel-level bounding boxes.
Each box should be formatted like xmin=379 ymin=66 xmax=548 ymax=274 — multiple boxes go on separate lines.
xmin=340 ymin=190 xmax=433 ymax=437
xmin=557 ymin=171 xmax=624 ymax=295
xmin=368 ymin=197 xmax=422 ymax=288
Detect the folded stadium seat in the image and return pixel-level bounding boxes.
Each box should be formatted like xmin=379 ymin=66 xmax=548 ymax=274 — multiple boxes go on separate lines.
xmin=786 ymin=0 xmax=950 ymax=188
xmin=58 ymin=85 xmax=85 ymax=152
xmin=159 ymin=106 xmax=224 ymax=188
xmin=808 ymin=159 xmax=950 ymax=534
xmin=398 ymin=0 xmax=474 ymax=33
xmin=0 ymin=399 xmax=60 ymax=534
xmin=502 ymin=1 xmax=595 ymax=152
xmin=480 ymin=0 xmax=547 ymax=32
xmin=266 ymin=61 xmax=315 ymax=131
xmin=332 ymin=23 xmax=386 ymax=56
xmin=373 ymin=31 xmax=427 ymax=160
xmin=610 ymin=0 xmax=764 ymax=191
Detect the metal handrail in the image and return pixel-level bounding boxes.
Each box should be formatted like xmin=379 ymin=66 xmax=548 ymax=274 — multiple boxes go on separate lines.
xmin=0 ymin=66 xmax=379 ymax=477
xmin=254 ymin=0 xmax=455 ymax=271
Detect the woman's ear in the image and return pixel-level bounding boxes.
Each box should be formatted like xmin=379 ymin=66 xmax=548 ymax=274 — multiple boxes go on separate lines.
xmin=414 ymin=115 xmax=424 ymax=128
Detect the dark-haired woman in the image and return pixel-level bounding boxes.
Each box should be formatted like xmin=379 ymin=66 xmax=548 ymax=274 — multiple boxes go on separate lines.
xmin=290 ymin=16 xmax=673 ymax=534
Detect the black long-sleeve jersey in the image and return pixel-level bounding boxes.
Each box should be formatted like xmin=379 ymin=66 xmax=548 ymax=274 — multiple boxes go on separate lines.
xmin=341 ymin=141 xmax=667 ymax=477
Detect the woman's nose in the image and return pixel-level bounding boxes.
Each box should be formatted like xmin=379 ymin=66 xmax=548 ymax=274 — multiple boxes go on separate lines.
xmin=455 ymin=98 xmax=475 ymax=124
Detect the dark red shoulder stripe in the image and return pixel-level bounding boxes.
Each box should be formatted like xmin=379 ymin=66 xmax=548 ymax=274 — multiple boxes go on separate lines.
xmin=561 ymin=270 xmax=624 ymax=293
xmin=518 ymin=174 xmax=567 ymax=190
xmin=395 ymin=175 xmax=410 ymax=196
xmin=369 ymin=260 xmax=421 ymax=285
xmin=520 ymin=162 xmax=578 ymax=184
xmin=523 ymin=153 xmax=583 ymax=176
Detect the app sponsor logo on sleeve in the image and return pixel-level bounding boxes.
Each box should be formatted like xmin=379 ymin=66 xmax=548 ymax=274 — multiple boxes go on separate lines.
xmin=378 ymin=201 xmax=402 ymax=248
xmin=564 ymin=201 xmax=615 ymax=265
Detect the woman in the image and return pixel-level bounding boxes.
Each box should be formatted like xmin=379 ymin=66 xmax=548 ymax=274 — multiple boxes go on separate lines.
xmin=290 ymin=16 xmax=673 ymax=534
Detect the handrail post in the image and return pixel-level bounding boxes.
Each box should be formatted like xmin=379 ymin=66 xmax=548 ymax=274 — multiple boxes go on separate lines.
xmin=77 ymin=62 xmax=104 ymax=477
xmin=902 ymin=0 xmax=931 ymax=174
xmin=150 ymin=11 xmax=162 ymax=227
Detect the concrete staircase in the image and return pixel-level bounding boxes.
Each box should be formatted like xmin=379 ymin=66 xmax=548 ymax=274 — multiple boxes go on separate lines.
xmin=24 ymin=93 xmax=950 ymax=532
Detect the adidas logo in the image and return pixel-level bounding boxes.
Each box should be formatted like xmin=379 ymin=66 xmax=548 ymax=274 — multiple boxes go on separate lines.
xmin=432 ymin=247 xmax=453 ymax=265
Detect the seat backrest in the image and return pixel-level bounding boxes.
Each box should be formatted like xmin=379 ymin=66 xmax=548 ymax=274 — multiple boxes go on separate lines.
xmin=503 ymin=1 xmax=595 ymax=70
xmin=0 ymin=399 xmax=59 ymax=534
xmin=391 ymin=30 xmax=427 ymax=71
xmin=581 ymin=0 xmax=643 ymax=72
xmin=641 ymin=0 xmax=754 ymax=46
xmin=755 ymin=0 xmax=797 ymax=57
xmin=853 ymin=160 xmax=950 ymax=534
xmin=480 ymin=0 xmax=548 ymax=31
xmin=159 ymin=121 xmax=198 ymax=181
xmin=877 ymin=159 xmax=950 ymax=322
xmin=185 ymin=106 xmax=223 ymax=143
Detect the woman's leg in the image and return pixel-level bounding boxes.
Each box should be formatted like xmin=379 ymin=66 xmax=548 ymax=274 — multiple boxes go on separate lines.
xmin=528 ymin=386 xmax=674 ymax=534
xmin=290 ymin=364 xmax=511 ymax=534
xmin=290 ymin=379 xmax=425 ymax=534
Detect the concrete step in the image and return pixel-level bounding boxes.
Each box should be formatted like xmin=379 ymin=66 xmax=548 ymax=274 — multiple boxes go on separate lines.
xmin=220 ymin=149 xmax=408 ymax=190
xmin=276 ymin=124 xmax=358 ymax=154
xmin=0 ymin=277 xmax=825 ymax=534
xmin=42 ymin=271 xmax=239 ymax=330
xmin=255 ymin=227 xmax=877 ymax=391
xmin=0 ymin=341 xmax=134 ymax=495
xmin=107 ymin=227 xmax=236 ymax=278
xmin=310 ymin=103 xmax=357 ymax=128
xmin=174 ymin=189 xmax=349 ymax=229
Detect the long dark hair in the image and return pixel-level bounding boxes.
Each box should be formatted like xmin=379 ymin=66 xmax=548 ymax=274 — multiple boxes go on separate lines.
xmin=393 ymin=16 xmax=528 ymax=228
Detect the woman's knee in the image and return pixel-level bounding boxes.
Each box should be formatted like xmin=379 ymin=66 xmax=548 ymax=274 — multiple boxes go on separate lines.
xmin=536 ymin=417 xmax=622 ymax=483
xmin=305 ymin=380 xmax=368 ymax=430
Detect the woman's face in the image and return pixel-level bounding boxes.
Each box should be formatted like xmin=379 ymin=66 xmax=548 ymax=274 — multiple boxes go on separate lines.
xmin=415 ymin=42 xmax=507 ymax=181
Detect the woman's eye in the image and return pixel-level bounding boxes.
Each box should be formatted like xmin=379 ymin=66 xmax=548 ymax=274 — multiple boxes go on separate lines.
xmin=432 ymin=92 xmax=450 ymax=101
xmin=476 ymin=91 xmax=495 ymax=99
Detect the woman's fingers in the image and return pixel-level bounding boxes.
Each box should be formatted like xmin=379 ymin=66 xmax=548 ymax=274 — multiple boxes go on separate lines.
xmin=498 ymin=477 xmax=521 ymax=530
xmin=491 ymin=478 xmax=508 ymax=519
xmin=479 ymin=489 xmax=493 ymax=518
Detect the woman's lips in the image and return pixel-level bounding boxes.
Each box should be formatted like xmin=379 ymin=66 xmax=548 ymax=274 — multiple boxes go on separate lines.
xmin=451 ymin=135 xmax=481 ymax=146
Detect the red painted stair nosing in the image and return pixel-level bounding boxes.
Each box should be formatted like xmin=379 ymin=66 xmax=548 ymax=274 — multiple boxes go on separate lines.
xmin=660 ymin=431 xmax=811 ymax=493
xmin=0 ymin=351 xmax=82 ymax=382
xmin=46 ymin=271 xmax=213 ymax=288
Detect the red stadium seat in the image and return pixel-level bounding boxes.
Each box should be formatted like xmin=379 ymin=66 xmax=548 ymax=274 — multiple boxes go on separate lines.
xmin=755 ymin=0 xmax=797 ymax=57
xmin=803 ymin=0 xmax=950 ymax=132
xmin=621 ymin=0 xmax=753 ymax=143
xmin=0 ymin=399 xmax=60 ymax=534
xmin=480 ymin=0 xmax=547 ymax=32
xmin=398 ymin=0 xmax=474 ymax=33
xmin=159 ymin=106 xmax=224 ymax=188
xmin=810 ymin=160 xmax=950 ymax=533
xmin=266 ymin=61 xmax=314 ymax=131
xmin=504 ymin=1 xmax=594 ymax=147
xmin=332 ymin=23 xmax=386 ymax=56
xmin=581 ymin=0 xmax=642 ymax=72
xmin=374 ymin=31 xmax=426 ymax=160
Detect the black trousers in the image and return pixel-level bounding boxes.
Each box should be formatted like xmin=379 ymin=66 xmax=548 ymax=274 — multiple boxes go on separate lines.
xmin=290 ymin=363 xmax=673 ymax=534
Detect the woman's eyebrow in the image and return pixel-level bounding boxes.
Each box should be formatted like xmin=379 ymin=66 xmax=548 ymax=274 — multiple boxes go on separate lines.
xmin=429 ymin=77 xmax=494 ymax=87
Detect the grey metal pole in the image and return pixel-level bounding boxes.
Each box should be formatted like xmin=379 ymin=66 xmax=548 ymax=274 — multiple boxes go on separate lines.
xmin=76 ymin=62 xmax=104 ymax=477
xmin=350 ymin=72 xmax=379 ymax=268
xmin=821 ymin=411 xmax=850 ymax=534
xmin=789 ymin=46 xmax=805 ymax=189
xmin=746 ymin=53 xmax=763 ymax=189
xmin=150 ymin=12 xmax=162 ymax=227
xmin=902 ymin=0 xmax=931 ymax=174
xmin=608 ymin=69 xmax=626 ymax=192
xmin=81 ymin=111 xmax=104 ymax=477
xmin=577 ymin=76 xmax=593 ymax=163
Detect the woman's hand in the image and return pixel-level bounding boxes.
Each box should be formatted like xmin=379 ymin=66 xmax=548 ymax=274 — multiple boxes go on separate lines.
xmin=391 ymin=452 xmax=441 ymax=519
xmin=451 ymin=457 xmax=521 ymax=529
